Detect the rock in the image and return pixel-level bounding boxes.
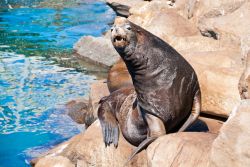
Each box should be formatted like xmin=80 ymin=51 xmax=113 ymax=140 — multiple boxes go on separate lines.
xmin=31 ymin=121 xmax=147 ymax=167
xmin=169 ymin=35 xmax=240 ymax=53
xmin=210 ymin=100 xmax=250 ymax=167
xmin=66 ymin=98 xmax=95 ymax=127
xmin=31 ymin=119 xmax=221 ymax=167
xmin=107 ymin=58 xmax=133 ymax=92
xmin=239 ymin=51 xmax=250 ymax=99
xmin=106 ymin=0 xmax=147 ymax=17
xmin=128 ymin=1 xmax=240 ymax=53
xmin=180 ymin=50 xmax=243 ymax=117
xmin=174 ymin=0 xmax=246 ymax=26
xmin=89 ymin=79 xmax=110 ymax=118
xmin=35 ymin=156 xmax=74 ymax=167
xmin=238 ymin=36 xmax=250 ymax=99
xmin=129 ymin=0 xmax=172 ymax=17
xmin=181 ymin=50 xmax=242 ymax=69
xmin=73 ymin=36 xmax=119 ymax=68
xmin=65 ymin=80 xmax=110 ymax=127
xmin=129 ymin=7 xmax=200 ymax=40
xmin=147 ymin=132 xmax=217 ymax=167
xmin=198 ymin=2 xmax=250 ymax=45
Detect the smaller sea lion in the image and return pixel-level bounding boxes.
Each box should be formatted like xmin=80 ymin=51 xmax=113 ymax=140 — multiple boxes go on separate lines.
xmin=98 ymin=87 xmax=147 ymax=147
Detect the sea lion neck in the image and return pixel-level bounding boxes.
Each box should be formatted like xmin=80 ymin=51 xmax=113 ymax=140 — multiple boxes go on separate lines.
xmin=119 ymin=23 xmax=153 ymax=75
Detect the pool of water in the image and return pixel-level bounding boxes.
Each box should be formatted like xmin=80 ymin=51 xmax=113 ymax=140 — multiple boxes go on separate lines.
xmin=0 ymin=0 xmax=115 ymax=166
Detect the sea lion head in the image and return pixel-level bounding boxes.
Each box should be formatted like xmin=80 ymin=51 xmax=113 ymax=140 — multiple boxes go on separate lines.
xmin=111 ymin=17 xmax=137 ymax=55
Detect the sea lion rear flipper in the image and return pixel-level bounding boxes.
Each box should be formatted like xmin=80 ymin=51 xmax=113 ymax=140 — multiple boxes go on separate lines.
xmin=98 ymin=101 xmax=119 ymax=147
xmin=178 ymin=90 xmax=201 ymax=132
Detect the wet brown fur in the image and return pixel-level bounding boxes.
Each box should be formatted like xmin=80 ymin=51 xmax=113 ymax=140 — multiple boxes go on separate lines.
xmin=98 ymin=17 xmax=201 ymax=163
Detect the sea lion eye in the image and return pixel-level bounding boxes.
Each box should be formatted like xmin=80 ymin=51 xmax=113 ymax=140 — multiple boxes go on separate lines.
xmin=125 ymin=25 xmax=131 ymax=30
xmin=111 ymin=26 xmax=114 ymax=32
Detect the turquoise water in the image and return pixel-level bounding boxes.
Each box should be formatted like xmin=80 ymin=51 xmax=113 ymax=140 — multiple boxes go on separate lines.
xmin=0 ymin=1 xmax=115 ymax=166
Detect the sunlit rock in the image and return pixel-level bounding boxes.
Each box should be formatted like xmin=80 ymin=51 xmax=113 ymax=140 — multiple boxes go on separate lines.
xmin=210 ymin=100 xmax=250 ymax=167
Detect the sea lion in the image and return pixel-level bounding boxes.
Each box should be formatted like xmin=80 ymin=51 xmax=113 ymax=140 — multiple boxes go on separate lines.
xmin=98 ymin=17 xmax=201 ymax=162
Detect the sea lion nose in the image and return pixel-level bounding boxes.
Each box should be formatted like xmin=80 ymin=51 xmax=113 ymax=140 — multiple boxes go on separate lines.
xmin=115 ymin=27 xmax=119 ymax=33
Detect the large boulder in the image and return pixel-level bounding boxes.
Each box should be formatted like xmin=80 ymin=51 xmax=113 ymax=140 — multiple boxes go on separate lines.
xmin=66 ymin=98 xmax=93 ymax=126
xmin=73 ymin=36 xmax=119 ymax=68
xmin=35 ymin=156 xmax=74 ymax=167
xmin=31 ymin=121 xmax=147 ymax=167
xmin=210 ymin=100 xmax=250 ymax=167
xmin=239 ymin=51 xmax=250 ymax=99
xmin=183 ymin=51 xmax=243 ymax=117
xmin=198 ymin=1 xmax=250 ymax=48
xmin=31 ymin=118 xmax=222 ymax=167
xmin=174 ymin=0 xmax=246 ymax=25
xmin=129 ymin=7 xmax=200 ymax=40
xmin=128 ymin=1 xmax=240 ymax=53
xmin=147 ymin=132 xmax=217 ymax=167
xmin=65 ymin=80 xmax=110 ymax=127
xmin=106 ymin=0 xmax=147 ymax=17
xmin=169 ymin=35 xmax=239 ymax=53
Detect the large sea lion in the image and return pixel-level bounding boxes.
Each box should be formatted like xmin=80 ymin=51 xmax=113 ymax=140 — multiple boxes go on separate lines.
xmin=98 ymin=17 xmax=201 ymax=162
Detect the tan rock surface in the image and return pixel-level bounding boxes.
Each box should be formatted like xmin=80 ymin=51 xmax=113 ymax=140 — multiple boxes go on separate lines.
xmin=66 ymin=98 xmax=95 ymax=127
xmin=239 ymin=51 xmax=250 ymax=99
xmin=198 ymin=2 xmax=250 ymax=45
xmin=188 ymin=61 xmax=243 ymax=117
xmin=89 ymin=79 xmax=110 ymax=118
xmin=174 ymin=0 xmax=246 ymax=25
xmin=147 ymin=132 xmax=217 ymax=167
xmin=32 ymin=119 xmax=222 ymax=167
xmin=32 ymin=121 xmax=147 ymax=167
xmin=35 ymin=156 xmax=74 ymax=167
xmin=106 ymin=0 xmax=147 ymax=17
xmin=65 ymin=80 xmax=110 ymax=127
xmin=73 ymin=36 xmax=119 ymax=68
xmin=210 ymin=100 xmax=250 ymax=167
xmin=129 ymin=8 xmax=199 ymax=40
xmin=128 ymin=1 xmax=240 ymax=53
xmin=181 ymin=54 xmax=241 ymax=118
xmin=169 ymin=35 xmax=240 ymax=53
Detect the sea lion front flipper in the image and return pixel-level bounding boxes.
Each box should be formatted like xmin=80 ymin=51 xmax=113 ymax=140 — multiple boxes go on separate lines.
xmin=98 ymin=101 xmax=119 ymax=147
xmin=178 ymin=90 xmax=201 ymax=132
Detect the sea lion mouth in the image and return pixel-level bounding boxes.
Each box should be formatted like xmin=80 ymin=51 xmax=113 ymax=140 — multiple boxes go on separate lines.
xmin=113 ymin=35 xmax=127 ymax=43
xmin=112 ymin=35 xmax=128 ymax=48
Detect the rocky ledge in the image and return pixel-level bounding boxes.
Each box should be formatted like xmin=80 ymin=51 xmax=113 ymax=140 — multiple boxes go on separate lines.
xmin=32 ymin=0 xmax=250 ymax=166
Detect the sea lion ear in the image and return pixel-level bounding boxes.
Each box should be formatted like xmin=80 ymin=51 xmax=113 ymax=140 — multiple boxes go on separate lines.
xmin=136 ymin=30 xmax=144 ymax=43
